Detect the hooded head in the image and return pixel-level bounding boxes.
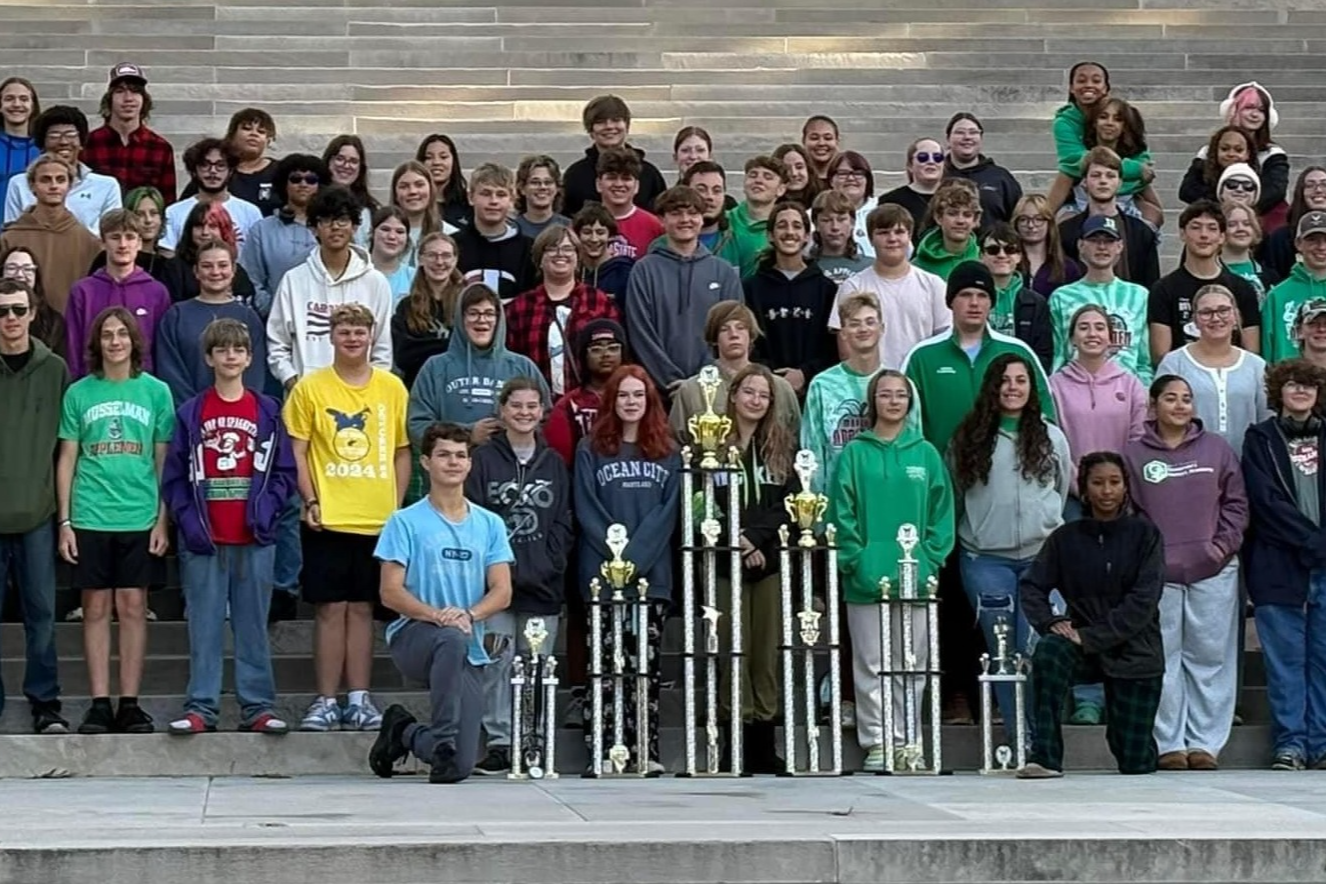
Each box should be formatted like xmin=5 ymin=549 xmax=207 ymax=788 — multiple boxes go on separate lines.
xmin=448 ymin=282 xmax=507 ymax=357
xmin=1221 ymin=82 xmax=1277 ymax=152
xmin=1217 ymin=162 xmax=1261 ymax=207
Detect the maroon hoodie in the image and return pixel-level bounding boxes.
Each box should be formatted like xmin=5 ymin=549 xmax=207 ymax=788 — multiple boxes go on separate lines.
xmin=1123 ymin=419 xmax=1248 ymax=584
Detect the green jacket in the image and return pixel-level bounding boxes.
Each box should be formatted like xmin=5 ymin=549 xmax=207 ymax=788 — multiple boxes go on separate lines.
xmin=828 ymin=426 xmax=954 ymax=603
xmin=724 ymin=201 xmax=770 ymax=279
xmin=1262 ymin=264 xmax=1326 ymax=364
xmin=912 ymin=228 xmax=979 ymax=281
xmin=902 ymin=328 xmax=1056 ymax=454
xmin=0 ymin=340 xmax=69 ymax=533
xmin=1052 ymin=102 xmax=1152 ymax=196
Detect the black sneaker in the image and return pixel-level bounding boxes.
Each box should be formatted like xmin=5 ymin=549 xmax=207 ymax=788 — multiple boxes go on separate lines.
xmin=369 ymin=704 xmax=416 ymax=779
xmin=33 ymin=706 xmax=69 ymax=735
xmin=474 ymin=746 xmax=511 ymax=776
xmin=115 ymin=701 xmax=155 ymax=734
xmin=429 ymin=742 xmax=464 ymax=784
xmin=268 ymin=591 xmax=299 ymax=624
xmin=1272 ymin=752 xmax=1306 ymax=771
xmin=78 ymin=701 xmax=116 ymax=735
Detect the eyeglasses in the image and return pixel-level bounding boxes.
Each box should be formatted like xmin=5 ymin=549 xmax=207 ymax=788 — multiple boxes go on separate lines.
xmin=982 ymin=244 xmax=1020 ymax=256
xmin=199 ymin=160 xmax=229 ymax=171
xmin=317 ymin=216 xmax=354 ymax=229
xmin=1285 ymin=381 xmax=1317 ymax=394
xmin=587 ymin=342 xmax=623 ymax=356
xmin=0 ymin=304 xmax=29 ymax=318
xmin=330 ymin=154 xmax=359 ymax=167
xmin=3 ymin=264 xmax=35 ymax=277
xmin=1196 ymin=305 xmax=1234 ymax=320
xmin=419 ymin=250 xmax=453 ymax=262
xmin=44 ymin=130 xmax=79 ymax=144
xmin=288 ymin=172 xmax=320 ymax=185
xmin=1305 ymin=180 xmax=1326 ymax=192
xmin=832 ymin=170 xmax=866 ymax=181
xmin=1015 ymin=216 xmax=1048 ymax=227
xmin=736 ymin=388 xmax=772 ymax=403
xmin=465 ymin=309 xmax=498 ymax=321
xmin=913 ymin=151 xmax=945 ymax=164
xmin=1222 ymin=179 xmax=1256 ymax=193
xmin=544 ymin=245 xmax=578 ymax=257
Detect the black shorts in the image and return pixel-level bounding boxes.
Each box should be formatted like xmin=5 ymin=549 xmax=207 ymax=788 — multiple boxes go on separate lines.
xmin=300 ymin=527 xmax=380 ymax=605
xmin=72 ymin=529 xmax=158 ymax=590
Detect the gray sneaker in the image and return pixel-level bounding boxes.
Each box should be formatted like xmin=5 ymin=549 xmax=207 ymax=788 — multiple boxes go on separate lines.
xmin=299 ymin=697 xmax=342 ymax=732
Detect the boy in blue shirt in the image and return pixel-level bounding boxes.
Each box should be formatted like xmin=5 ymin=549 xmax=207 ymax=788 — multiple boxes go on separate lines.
xmin=369 ymin=422 xmax=514 ymax=784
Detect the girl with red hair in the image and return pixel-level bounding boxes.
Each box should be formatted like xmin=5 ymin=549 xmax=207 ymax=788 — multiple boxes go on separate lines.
xmin=158 ymin=200 xmax=258 ymax=305
xmin=573 ymin=364 xmax=680 ymax=774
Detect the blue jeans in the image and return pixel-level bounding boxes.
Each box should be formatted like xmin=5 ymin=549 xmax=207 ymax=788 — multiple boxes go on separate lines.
xmin=180 ymin=543 xmax=278 ymax=725
xmin=960 ymin=550 xmax=1033 ymax=739
xmin=272 ymin=495 xmax=302 ymax=596
xmin=0 ymin=520 xmax=60 ymax=715
xmin=1255 ymin=569 xmax=1326 ymax=763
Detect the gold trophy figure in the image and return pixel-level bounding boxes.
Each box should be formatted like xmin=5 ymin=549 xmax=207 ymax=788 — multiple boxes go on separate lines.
xmin=509 ymin=616 xmax=556 ymax=780
xmin=785 ymin=450 xmax=828 ymax=548
xmin=687 ymin=365 xmax=732 ymax=470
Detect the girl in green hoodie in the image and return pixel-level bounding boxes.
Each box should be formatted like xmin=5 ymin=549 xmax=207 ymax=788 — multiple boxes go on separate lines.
xmin=828 ymin=370 xmax=955 ymax=772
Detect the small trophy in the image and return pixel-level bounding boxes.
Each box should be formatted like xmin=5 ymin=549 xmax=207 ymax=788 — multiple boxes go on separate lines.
xmin=600 ymin=524 xmax=635 ymax=595
xmin=587 ymin=523 xmax=650 ymax=778
xmin=687 ymin=365 xmax=732 ymax=470
xmin=978 ymin=615 xmax=1029 ymax=775
xmin=785 ymin=449 xmax=828 ymax=549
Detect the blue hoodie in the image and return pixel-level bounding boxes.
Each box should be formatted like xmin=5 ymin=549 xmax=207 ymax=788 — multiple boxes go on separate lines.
xmin=161 ymin=389 xmax=298 ymax=555
xmin=154 ymin=298 xmax=268 ymax=406
xmin=0 ymin=132 xmax=38 ymax=194
xmin=239 ymin=210 xmax=317 ymax=317
xmin=406 ymin=295 xmax=550 ymax=446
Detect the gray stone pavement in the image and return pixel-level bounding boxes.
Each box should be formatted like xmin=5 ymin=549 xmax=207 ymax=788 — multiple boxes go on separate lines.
xmin=1 ymin=772 xmax=1325 ymax=883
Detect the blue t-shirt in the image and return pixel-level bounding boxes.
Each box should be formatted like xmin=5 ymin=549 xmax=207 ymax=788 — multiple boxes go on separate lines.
xmin=374 ymin=497 xmax=514 ymax=665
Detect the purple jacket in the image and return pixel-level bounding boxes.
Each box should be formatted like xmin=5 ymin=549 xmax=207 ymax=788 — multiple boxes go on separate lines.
xmin=65 ymin=268 xmax=173 ymax=378
xmin=1124 ymin=420 xmax=1248 ymax=585
xmin=161 ymin=389 xmax=297 ymax=555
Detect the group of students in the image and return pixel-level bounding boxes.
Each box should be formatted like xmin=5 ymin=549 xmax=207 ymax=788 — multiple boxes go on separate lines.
xmin=4 ymin=58 xmax=1326 ymax=782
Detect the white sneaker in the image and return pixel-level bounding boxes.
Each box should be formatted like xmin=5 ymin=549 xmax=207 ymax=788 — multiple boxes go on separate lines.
xmin=862 ymin=744 xmax=885 ymax=772
xmin=342 ymin=695 xmax=383 ymax=731
xmin=299 ymin=697 xmax=341 ymax=732
xmin=65 ymin=607 xmax=83 ymax=622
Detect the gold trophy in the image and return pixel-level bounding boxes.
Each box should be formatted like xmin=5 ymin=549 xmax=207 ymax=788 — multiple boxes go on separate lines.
xmin=687 ymin=365 xmax=732 ymax=470
xmin=785 ymin=449 xmax=828 ymax=549
xmin=601 ymin=523 xmax=635 ymax=593
xmin=588 ymin=523 xmax=648 ymax=778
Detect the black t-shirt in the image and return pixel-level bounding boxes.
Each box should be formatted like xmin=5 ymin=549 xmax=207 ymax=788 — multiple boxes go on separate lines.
xmin=1 ymin=347 xmax=32 ymax=374
xmin=878 ymin=185 xmax=933 ymax=242
xmin=1146 ymin=265 xmax=1260 ymax=353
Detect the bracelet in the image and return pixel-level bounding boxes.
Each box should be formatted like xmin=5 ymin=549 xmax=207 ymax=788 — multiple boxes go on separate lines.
xmin=304 ymin=498 xmax=319 ymax=508
xmin=58 ymin=519 xmax=72 ymax=528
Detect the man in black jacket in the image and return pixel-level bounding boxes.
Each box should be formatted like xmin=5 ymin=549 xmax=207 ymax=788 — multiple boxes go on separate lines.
xmin=562 ymin=95 xmax=667 ymax=218
xmin=1059 ymin=146 xmax=1160 ymax=289
xmin=943 ymin=112 xmax=1023 ymax=228
xmin=979 ymin=222 xmax=1052 ymax=371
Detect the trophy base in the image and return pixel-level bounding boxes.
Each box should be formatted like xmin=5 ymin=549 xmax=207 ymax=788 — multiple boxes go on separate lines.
xmin=872 ymin=768 xmax=953 ymax=777
xmin=776 ymin=769 xmax=853 ymax=778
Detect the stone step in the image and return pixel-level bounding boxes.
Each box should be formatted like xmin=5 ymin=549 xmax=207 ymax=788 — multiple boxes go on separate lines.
xmin=0 ymin=724 xmax=1278 ymax=778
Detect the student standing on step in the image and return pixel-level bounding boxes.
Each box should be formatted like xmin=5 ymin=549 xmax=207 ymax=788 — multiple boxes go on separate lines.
xmin=0 ymin=76 xmax=40 ymax=195
xmin=1260 ymin=167 xmax=1326 ymax=280
xmin=681 ymin=160 xmax=741 ymax=270
xmin=878 ymin=137 xmax=946 ymax=240
xmin=594 ymin=148 xmax=663 ymax=263
xmin=724 ymin=155 xmax=789 ymax=280
xmin=572 ymin=204 xmax=634 ymax=301
xmin=82 ymin=64 xmax=176 ymax=204
xmin=545 ymin=318 xmax=627 ymax=466
xmin=209 ymin=109 xmax=280 ymax=216
xmin=1221 ymin=201 xmax=1280 ymax=308
xmin=943 ymin=112 xmax=1022 ymax=228
xmin=453 ymin=163 xmax=535 ymax=305
xmin=912 ymin=179 xmax=982 ymax=281
xmin=562 ymin=95 xmax=667 ymax=218
xmin=161 ymin=318 xmax=296 ymax=736
xmin=159 ymin=139 xmax=262 ymax=254
xmin=56 ymin=306 xmax=174 ymax=735
xmin=1017 ymin=451 xmax=1165 ymax=778
xmin=1012 ymin=194 xmax=1083 ymax=299
xmin=1058 ymin=147 xmax=1160 ymax=289
xmin=240 ymin=153 xmax=326 ymax=317
xmin=514 ymin=155 xmax=569 ymax=240
xmin=1262 ymin=211 xmax=1326 ymax=365
xmin=4 ymin=106 xmax=121 ymax=234
xmin=369 ymin=422 xmax=514 ymax=785
xmin=772 ymin=142 xmax=819 ymax=210
xmin=1124 ymin=375 xmax=1247 ymax=771
xmin=283 ymin=303 xmax=411 ymax=733
xmin=1242 ymin=359 xmax=1326 ymax=771
xmin=416 ymin=134 xmax=470 ymax=230
xmin=0 ymin=278 xmax=69 ymax=735
xmin=809 ymin=190 xmax=872 ymax=287
xmin=979 ymin=223 xmax=1052 ymax=371
xmin=391 ymin=232 xmax=463 ymax=390
xmin=827 ymin=151 xmax=879 ymax=259
xmin=801 ymin=115 xmax=841 ymax=190
xmin=465 ymin=378 xmax=573 ymax=776
xmin=1294 ymin=300 xmax=1326 ymax=372
xmin=158 ymin=203 xmax=259 ymax=307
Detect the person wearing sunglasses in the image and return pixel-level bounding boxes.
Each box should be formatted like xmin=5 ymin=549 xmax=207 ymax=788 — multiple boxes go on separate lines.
xmin=0 ymin=277 xmax=70 ymax=736
xmin=1217 ymin=163 xmax=1261 ymax=211
xmin=159 ymin=138 xmax=263 ymax=255
xmin=239 ymin=154 xmax=326 ymax=318
xmin=979 ymin=223 xmax=1052 ymax=372
xmin=879 ymin=137 xmax=947 ymax=242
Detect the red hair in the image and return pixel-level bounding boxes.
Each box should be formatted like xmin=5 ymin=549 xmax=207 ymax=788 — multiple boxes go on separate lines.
xmin=203 ymin=203 xmax=238 ymax=251
xmin=589 ymin=365 xmax=675 ymax=460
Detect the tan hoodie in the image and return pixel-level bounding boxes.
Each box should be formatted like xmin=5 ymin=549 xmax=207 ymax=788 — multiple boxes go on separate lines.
xmin=0 ymin=206 xmax=103 ymax=314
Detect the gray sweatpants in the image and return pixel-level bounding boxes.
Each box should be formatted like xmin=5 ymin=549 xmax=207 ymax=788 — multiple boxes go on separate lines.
xmin=846 ymin=602 xmax=929 ymax=750
xmin=1154 ymin=558 xmax=1241 ymax=757
xmin=481 ymin=610 xmax=563 ymax=748
xmin=389 ymin=620 xmax=484 ymax=774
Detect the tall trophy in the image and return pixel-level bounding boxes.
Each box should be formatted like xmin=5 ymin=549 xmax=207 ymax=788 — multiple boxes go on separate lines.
xmin=777 ymin=449 xmax=844 ymax=776
xmin=875 ymin=524 xmax=944 ymax=775
xmin=978 ymin=616 xmax=1029 ymax=775
xmin=678 ymin=366 xmax=745 ymax=777
xmin=585 ymin=524 xmax=654 ymax=778
xmin=509 ymin=617 xmax=559 ymax=780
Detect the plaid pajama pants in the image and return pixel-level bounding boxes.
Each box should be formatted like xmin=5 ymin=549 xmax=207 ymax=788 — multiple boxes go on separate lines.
xmin=1029 ymin=634 xmax=1163 ymax=774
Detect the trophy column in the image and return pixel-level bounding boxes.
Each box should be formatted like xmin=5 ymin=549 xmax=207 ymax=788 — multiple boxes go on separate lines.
xmin=509 ymin=617 xmax=558 ymax=780
xmin=978 ymin=616 xmax=1029 ymax=775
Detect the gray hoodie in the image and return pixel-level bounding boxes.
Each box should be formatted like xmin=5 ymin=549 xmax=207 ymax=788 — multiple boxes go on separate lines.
xmin=623 ymin=242 xmax=742 ymax=390
xmin=407 ymin=296 xmax=551 ymax=446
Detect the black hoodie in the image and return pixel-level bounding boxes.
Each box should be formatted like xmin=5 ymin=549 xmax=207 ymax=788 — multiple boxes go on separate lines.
xmin=562 ymin=144 xmax=669 ymax=218
xmin=453 ymin=222 xmax=535 ymax=304
xmin=711 ymin=442 xmax=796 ymax=583
xmin=464 ymin=432 xmax=574 ymax=615
xmin=743 ymin=262 xmax=838 ymax=387
xmin=943 ymin=155 xmax=1023 ymax=228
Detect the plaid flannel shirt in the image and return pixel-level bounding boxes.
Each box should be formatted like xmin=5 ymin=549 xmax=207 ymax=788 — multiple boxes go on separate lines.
xmin=83 ymin=124 xmax=178 ymax=204
xmin=504 ymin=282 xmax=622 ymax=393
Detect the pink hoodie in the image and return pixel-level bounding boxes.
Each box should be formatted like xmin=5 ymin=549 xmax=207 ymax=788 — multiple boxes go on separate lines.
xmin=1049 ymin=358 xmax=1148 ymax=492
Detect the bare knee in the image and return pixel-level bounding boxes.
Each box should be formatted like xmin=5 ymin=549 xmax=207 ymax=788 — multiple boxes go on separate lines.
xmin=114 ymin=588 xmax=147 ymax=622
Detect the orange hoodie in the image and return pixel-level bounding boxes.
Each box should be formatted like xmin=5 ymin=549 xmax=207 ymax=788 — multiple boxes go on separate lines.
xmin=0 ymin=206 xmax=102 ymax=315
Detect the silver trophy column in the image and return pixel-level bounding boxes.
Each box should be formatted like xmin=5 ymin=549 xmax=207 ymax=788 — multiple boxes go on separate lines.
xmin=509 ymin=617 xmax=559 ymax=780
xmin=978 ymin=616 xmax=1029 ymax=775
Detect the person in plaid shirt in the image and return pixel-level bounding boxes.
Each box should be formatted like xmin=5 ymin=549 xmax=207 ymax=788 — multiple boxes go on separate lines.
xmin=504 ymin=224 xmax=621 ymax=399
xmin=82 ymin=64 xmax=176 ymax=205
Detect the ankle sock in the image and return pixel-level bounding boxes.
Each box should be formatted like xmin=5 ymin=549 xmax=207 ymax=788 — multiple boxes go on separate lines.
xmin=120 ymin=696 xmax=139 ymax=708
xmin=348 ymin=690 xmax=368 ymax=708
xmin=91 ymin=696 xmax=112 ymax=708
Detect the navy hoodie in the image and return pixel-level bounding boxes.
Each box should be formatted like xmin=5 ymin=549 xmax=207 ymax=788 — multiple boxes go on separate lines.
xmin=1242 ymin=416 xmax=1326 ymax=606
xmin=579 ymin=254 xmax=634 ymax=301
xmin=574 ymin=437 xmax=681 ymax=602
xmin=465 ymin=432 xmax=573 ymax=615
xmin=0 ymin=132 xmax=38 ymax=195
xmin=743 ymin=262 xmax=838 ymax=386
xmin=452 ymin=223 xmax=535 ymax=304
xmin=154 ymin=298 xmax=268 ymax=406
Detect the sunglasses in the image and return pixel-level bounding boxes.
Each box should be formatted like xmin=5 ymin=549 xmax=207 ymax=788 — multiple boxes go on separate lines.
xmin=914 ymin=151 xmax=945 ymax=164
xmin=1222 ymin=179 xmax=1256 ymax=193
xmin=982 ymin=244 xmax=1020 ymax=256
xmin=0 ymin=304 xmax=30 ymax=318
xmin=288 ymin=172 xmax=320 ymax=185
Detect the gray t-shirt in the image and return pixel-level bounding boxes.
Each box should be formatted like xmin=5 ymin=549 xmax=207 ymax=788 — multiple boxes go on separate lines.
xmin=1287 ymin=433 xmax=1321 ymax=527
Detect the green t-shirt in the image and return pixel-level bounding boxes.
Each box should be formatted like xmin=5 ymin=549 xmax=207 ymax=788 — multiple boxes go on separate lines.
xmin=59 ymin=373 xmax=175 ymax=532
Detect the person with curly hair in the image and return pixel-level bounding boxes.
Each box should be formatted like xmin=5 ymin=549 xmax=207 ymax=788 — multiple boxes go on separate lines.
xmin=949 ymin=351 xmax=1071 ymax=739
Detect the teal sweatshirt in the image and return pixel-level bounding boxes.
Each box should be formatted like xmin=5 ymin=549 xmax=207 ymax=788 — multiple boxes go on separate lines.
xmin=1049 ymin=277 xmax=1153 ymax=383
xmin=828 ymin=424 xmax=955 ymax=603
xmin=800 ymin=361 xmax=923 ymax=492
xmin=724 ymin=201 xmax=770 ymax=279
xmin=1052 ymin=102 xmax=1152 ymax=196
xmin=1263 ymin=265 xmax=1326 ymax=364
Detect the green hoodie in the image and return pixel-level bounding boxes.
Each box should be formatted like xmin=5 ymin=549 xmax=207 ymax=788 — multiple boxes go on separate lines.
xmin=828 ymin=426 xmax=955 ymax=603
xmin=1262 ymin=264 xmax=1326 ymax=364
xmin=0 ymin=340 xmax=69 ymax=533
xmin=1052 ymin=102 xmax=1152 ymax=196
xmin=912 ymin=227 xmax=979 ymax=281
xmin=724 ymin=201 xmax=770 ymax=279
xmin=990 ymin=274 xmax=1024 ymax=339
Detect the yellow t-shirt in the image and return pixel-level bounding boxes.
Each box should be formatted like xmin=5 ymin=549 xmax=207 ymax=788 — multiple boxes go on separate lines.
xmin=283 ymin=366 xmax=409 ymax=535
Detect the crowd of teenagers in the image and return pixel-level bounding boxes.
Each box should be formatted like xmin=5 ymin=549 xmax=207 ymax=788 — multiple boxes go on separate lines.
xmin=4 ymin=57 xmax=1326 ymax=785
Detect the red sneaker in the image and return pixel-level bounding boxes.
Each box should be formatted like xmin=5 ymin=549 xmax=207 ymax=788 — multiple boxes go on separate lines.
xmin=241 ymin=712 xmax=290 ymax=735
xmin=167 ymin=712 xmax=214 ymax=735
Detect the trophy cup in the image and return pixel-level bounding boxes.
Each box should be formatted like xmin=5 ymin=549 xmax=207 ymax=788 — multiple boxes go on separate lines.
xmin=776 ymin=449 xmax=845 ymax=777
xmin=978 ymin=615 xmax=1029 ymax=775
xmin=509 ymin=617 xmax=558 ymax=780
xmin=687 ymin=365 xmax=732 ymax=471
